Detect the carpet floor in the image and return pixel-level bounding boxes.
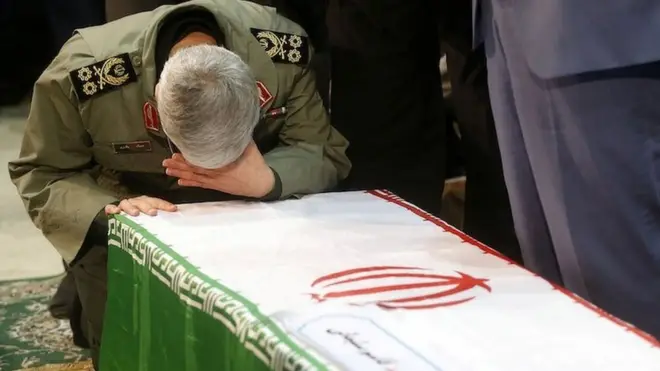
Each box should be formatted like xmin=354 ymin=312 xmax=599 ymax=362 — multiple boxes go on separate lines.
xmin=0 ymin=275 xmax=91 ymax=371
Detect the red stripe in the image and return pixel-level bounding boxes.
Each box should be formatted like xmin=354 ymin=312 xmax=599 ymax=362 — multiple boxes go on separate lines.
xmin=323 ymin=272 xmax=464 ymax=288
xmin=378 ymin=297 xmax=476 ymax=310
xmin=317 ymin=280 xmax=454 ymax=300
xmin=366 ymin=189 xmax=660 ymax=347
xmin=378 ymin=277 xmax=488 ymax=305
xmin=311 ymin=266 xmax=423 ymax=287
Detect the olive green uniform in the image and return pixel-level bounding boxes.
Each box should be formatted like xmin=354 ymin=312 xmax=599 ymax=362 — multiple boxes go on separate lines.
xmin=8 ymin=0 xmax=350 ymax=365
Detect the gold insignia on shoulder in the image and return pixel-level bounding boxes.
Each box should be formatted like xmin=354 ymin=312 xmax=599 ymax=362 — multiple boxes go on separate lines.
xmin=69 ymin=53 xmax=137 ymax=102
xmin=250 ymin=28 xmax=309 ymax=65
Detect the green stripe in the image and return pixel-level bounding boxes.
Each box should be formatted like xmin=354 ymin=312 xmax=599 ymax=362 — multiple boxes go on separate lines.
xmin=110 ymin=214 xmax=328 ymax=370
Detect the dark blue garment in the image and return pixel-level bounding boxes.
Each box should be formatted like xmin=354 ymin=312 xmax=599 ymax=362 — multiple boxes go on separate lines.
xmin=45 ymin=0 xmax=105 ymax=50
xmin=477 ymin=0 xmax=660 ymax=338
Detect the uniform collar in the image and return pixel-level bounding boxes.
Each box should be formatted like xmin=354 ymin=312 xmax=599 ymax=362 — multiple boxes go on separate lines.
xmin=139 ymin=1 xmax=280 ymax=113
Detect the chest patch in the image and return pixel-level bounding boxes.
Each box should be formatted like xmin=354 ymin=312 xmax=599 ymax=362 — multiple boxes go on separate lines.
xmin=256 ymin=81 xmax=273 ymax=108
xmin=69 ymin=53 xmax=137 ymax=102
xmin=250 ymin=28 xmax=309 ymax=65
xmin=112 ymin=140 xmax=152 ymax=154
xmin=143 ymin=101 xmax=160 ymax=132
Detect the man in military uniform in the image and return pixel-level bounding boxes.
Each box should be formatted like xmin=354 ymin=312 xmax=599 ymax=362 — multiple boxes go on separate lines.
xmin=8 ymin=0 xmax=350 ymax=367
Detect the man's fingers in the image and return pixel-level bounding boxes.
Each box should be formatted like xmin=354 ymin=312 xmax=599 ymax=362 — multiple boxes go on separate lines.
xmin=178 ymin=179 xmax=204 ymax=188
xmin=113 ymin=197 xmax=176 ymax=217
xmin=162 ymin=158 xmax=190 ymax=171
xmin=119 ymin=199 xmax=140 ymax=216
xmin=171 ymin=153 xmax=188 ymax=163
xmin=105 ymin=204 xmax=120 ymax=215
xmin=164 ymin=157 xmax=213 ymax=176
xmin=170 ymin=153 xmax=184 ymax=162
xmin=132 ymin=199 xmax=158 ymax=216
xmin=152 ymin=198 xmax=178 ymax=212
xmin=163 ymin=159 xmax=204 ymax=178
xmin=165 ymin=168 xmax=209 ymax=184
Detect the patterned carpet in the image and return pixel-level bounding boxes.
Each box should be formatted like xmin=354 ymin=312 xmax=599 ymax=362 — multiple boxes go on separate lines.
xmin=0 ymin=275 xmax=92 ymax=371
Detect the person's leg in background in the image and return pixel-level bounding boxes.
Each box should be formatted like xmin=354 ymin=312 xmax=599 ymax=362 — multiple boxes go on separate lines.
xmin=484 ymin=0 xmax=660 ymax=337
xmin=444 ymin=43 xmax=522 ymax=263
xmin=480 ymin=0 xmax=562 ymax=284
xmin=539 ymin=64 xmax=660 ymax=339
xmin=437 ymin=54 xmax=467 ymax=229
xmin=327 ymin=0 xmax=446 ymax=216
xmin=434 ymin=0 xmax=522 ymax=262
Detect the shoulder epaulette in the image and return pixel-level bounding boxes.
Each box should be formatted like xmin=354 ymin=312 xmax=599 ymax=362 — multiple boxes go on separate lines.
xmin=69 ymin=53 xmax=137 ymax=102
xmin=250 ymin=28 xmax=309 ymax=65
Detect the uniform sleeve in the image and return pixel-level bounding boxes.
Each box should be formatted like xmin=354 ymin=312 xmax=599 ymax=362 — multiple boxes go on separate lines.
xmin=263 ymin=65 xmax=351 ymax=198
xmin=7 ymin=35 xmax=119 ymax=263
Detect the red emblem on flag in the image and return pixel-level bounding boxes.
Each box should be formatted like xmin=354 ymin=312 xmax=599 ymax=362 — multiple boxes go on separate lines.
xmin=256 ymin=81 xmax=273 ymax=108
xmin=143 ymin=101 xmax=160 ymax=132
xmin=309 ymin=266 xmax=491 ymax=310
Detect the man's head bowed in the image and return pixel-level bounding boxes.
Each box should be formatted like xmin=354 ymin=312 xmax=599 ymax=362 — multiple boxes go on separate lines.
xmin=156 ymin=45 xmax=260 ymax=169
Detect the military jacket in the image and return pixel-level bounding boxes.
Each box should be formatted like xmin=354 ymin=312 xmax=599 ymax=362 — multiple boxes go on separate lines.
xmin=8 ymin=0 xmax=350 ymax=262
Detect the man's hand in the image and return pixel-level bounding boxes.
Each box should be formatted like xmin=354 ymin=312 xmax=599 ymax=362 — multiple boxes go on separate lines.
xmin=162 ymin=141 xmax=275 ymax=198
xmin=105 ymin=196 xmax=177 ymax=217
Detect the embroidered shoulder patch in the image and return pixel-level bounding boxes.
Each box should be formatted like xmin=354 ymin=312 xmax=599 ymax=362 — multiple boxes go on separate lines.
xmin=250 ymin=28 xmax=309 ymax=65
xmin=69 ymin=53 xmax=137 ymax=102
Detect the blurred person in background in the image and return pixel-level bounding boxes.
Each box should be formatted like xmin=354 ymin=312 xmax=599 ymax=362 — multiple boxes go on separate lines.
xmin=47 ymin=0 xmax=105 ymax=49
xmin=326 ymin=0 xmax=447 ymax=217
xmin=0 ymin=0 xmax=104 ymax=106
xmin=446 ymin=45 xmax=520 ymax=263
xmin=326 ymin=0 xmax=521 ymax=261
xmin=439 ymin=0 xmax=521 ymax=262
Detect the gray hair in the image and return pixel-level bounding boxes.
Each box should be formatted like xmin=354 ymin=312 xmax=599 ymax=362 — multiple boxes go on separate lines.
xmin=156 ymin=45 xmax=260 ymax=169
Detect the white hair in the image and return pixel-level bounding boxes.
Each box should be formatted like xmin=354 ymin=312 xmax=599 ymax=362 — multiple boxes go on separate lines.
xmin=156 ymin=45 xmax=260 ymax=169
